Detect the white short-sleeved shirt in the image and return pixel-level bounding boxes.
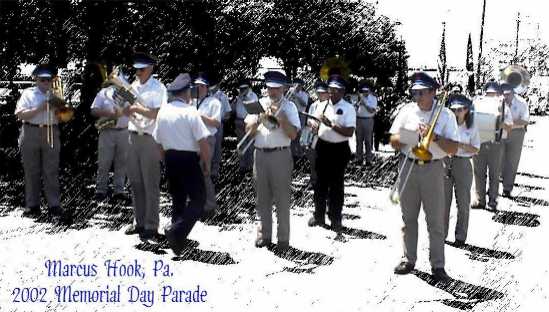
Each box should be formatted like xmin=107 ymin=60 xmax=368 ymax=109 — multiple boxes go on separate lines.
xmin=14 ymin=87 xmax=58 ymax=125
xmin=212 ymin=90 xmax=232 ymax=116
xmin=510 ymin=95 xmax=529 ymax=128
xmin=473 ymin=95 xmax=513 ymax=139
xmin=128 ymin=77 xmax=168 ymax=134
xmin=455 ymin=123 xmax=481 ymax=157
xmin=356 ymin=94 xmax=378 ymax=118
xmin=235 ymin=90 xmax=259 ymax=119
xmin=389 ymin=101 xmax=459 ymax=160
xmin=153 ymin=99 xmax=209 ymax=152
xmin=196 ymin=96 xmax=222 ymax=136
xmin=244 ymin=97 xmax=301 ymax=148
xmin=317 ymin=98 xmax=356 ymax=143
xmin=90 ymin=87 xmax=129 ymax=128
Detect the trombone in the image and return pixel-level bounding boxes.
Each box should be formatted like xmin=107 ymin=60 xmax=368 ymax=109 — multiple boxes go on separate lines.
xmin=236 ymin=87 xmax=297 ymax=156
xmin=46 ymin=76 xmax=74 ymax=148
xmin=389 ymin=91 xmax=449 ymax=204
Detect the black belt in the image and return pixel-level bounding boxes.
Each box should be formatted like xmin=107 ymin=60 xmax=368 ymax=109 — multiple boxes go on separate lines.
xmin=104 ymin=127 xmax=127 ymax=131
xmin=453 ymin=155 xmax=471 ymax=159
xmin=256 ymin=146 xmax=289 ymax=153
xmin=129 ymin=130 xmax=151 ymax=136
xmin=357 ymin=116 xmax=374 ymax=119
xmin=406 ymin=157 xmax=441 ymax=165
xmin=23 ymin=122 xmax=58 ymax=128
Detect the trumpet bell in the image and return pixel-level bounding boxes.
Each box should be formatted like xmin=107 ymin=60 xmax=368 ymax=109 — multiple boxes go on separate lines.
xmin=56 ymin=107 xmax=74 ymax=123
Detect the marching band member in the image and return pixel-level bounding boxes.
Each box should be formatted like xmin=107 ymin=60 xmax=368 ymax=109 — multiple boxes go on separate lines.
xmin=14 ymin=64 xmax=63 ymax=217
xmin=308 ymin=74 xmax=355 ymax=232
xmin=443 ymin=94 xmax=480 ymax=247
xmin=291 ymin=78 xmax=310 ymax=159
xmin=90 ymin=82 xmax=129 ymax=202
xmin=501 ymin=84 xmax=529 ymax=198
xmin=305 ymin=80 xmax=329 ymax=187
xmin=471 ymin=82 xmax=513 ymax=211
xmin=234 ymin=79 xmax=258 ymax=173
xmin=153 ymin=73 xmax=210 ymax=254
xmin=245 ymin=71 xmax=300 ymax=250
xmin=355 ymin=82 xmax=378 ymax=166
xmin=389 ymin=72 xmax=458 ymax=282
xmin=193 ymin=72 xmax=222 ymax=217
xmin=210 ymin=82 xmax=232 ymax=181
xmin=124 ymin=52 xmax=168 ymax=241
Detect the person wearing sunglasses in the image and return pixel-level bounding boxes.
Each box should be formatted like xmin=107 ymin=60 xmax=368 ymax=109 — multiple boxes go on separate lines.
xmin=443 ymin=95 xmax=480 ymax=248
xmin=123 ymin=52 xmax=168 ymax=243
xmin=14 ymin=64 xmax=64 ymax=219
xmin=389 ymin=72 xmax=458 ymax=282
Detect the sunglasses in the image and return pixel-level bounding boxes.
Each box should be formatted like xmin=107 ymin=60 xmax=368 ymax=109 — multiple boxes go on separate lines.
xmin=410 ymin=89 xmax=429 ymax=97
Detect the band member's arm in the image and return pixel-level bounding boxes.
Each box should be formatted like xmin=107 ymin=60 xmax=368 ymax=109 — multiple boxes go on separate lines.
xmin=201 ymin=115 xmax=221 ymax=128
xmin=245 ymin=116 xmax=260 ymax=136
xmin=16 ymin=100 xmax=47 ymax=120
xmin=198 ymin=138 xmax=210 ymax=176
xmin=320 ymin=115 xmax=354 ymax=137
xmin=127 ymin=105 xmax=159 ymax=119
xmin=434 ymin=135 xmax=458 ymax=155
xmin=457 ymin=142 xmax=479 ymax=154
xmin=91 ymin=107 xmax=122 ymax=118
xmin=277 ymin=111 xmax=298 ymax=140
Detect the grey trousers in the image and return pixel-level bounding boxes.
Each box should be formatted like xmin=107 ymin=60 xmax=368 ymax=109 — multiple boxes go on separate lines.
xmin=96 ymin=128 xmax=129 ymax=194
xmin=473 ymin=142 xmax=503 ymax=206
xmin=203 ymin=135 xmax=218 ymax=213
xmin=443 ymin=157 xmax=473 ymax=242
xmin=502 ymin=128 xmax=526 ymax=193
xmin=356 ymin=117 xmax=374 ymax=162
xmin=235 ymin=118 xmax=253 ymax=171
xmin=211 ymin=122 xmax=224 ymax=178
xmin=399 ymin=158 xmax=446 ymax=268
xmin=18 ymin=124 xmax=61 ymax=208
xmin=127 ymin=133 xmax=161 ymax=231
xmin=253 ymin=148 xmax=293 ymax=243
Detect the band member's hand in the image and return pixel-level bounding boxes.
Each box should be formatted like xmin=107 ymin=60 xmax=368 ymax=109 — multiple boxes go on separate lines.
xmin=310 ymin=121 xmax=319 ymax=133
xmin=277 ymin=110 xmax=288 ymax=125
xmin=122 ymin=105 xmax=132 ymax=117
xmin=418 ymin=123 xmax=429 ymax=137
xmin=112 ymin=107 xmax=123 ymax=118
xmin=320 ymin=115 xmax=333 ymax=128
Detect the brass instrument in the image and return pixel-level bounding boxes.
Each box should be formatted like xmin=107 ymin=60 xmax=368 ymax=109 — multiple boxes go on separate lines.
xmin=46 ymin=76 xmax=74 ymax=148
xmin=319 ymin=56 xmax=350 ymax=81
xmin=94 ymin=66 xmax=148 ymax=132
xmin=236 ymin=87 xmax=296 ymax=156
xmin=500 ymin=64 xmax=530 ymax=94
xmin=389 ymin=91 xmax=449 ymax=204
xmin=412 ymin=91 xmax=449 ymax=161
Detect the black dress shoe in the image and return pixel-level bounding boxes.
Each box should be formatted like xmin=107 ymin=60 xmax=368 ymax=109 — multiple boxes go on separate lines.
xmin=502 ymin=190 xmax=512 ymax=198
xmin=276 ymin=241 xmax=289 ymax=251
xmin=454 ymin=239 xmax=465 ymax=247
xmin=22 ymin=206 xmax=40 ymax=217
xmin=394 ymin=261 xmax=415 ymax=275
xmin=307 ymin=216 xmax=325 ymax=227
xmin=255 ymin=238 xmax=272 ymax=248
xmin=432 ymin=268 xmax=451 ymax=282
xmin=165 ymin=228 xmax=191 ymax=256
xmin=112 ymin=193 xmax=128 ymax=202
xmin=124 ymin=224 xmax=144 ymax=235
xmin=487 ymin=202 xmax=497 ymax=212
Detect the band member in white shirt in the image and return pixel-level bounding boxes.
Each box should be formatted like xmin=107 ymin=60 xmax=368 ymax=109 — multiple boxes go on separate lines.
xmin=307 ymin=74 xmax=355 ymax=232
xmin=304 ymin=80 xmax=329 ymax=187
xmin=14 ymin=64 xmax=63 ymax=217
xmin=245 ymin=71 xmax=301 ymax=251
xmin=500 ymin=83 xmax=529 ymax=198
xmin=193 ymin=73 xmax=222 ymax=217
xmin=443 ymin=94 xmax=480 ymax=247
xmin=153 ymin=73 xmax=210 ymax=255
xmin=355 ymin=82 xmax=378 ymax=166
xmin=123 ymin=52 xmax=168 ymax=242
xmin=389 ymin=72 xmax=458 ymax=282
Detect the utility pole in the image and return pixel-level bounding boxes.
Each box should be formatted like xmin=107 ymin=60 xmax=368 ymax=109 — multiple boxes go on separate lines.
xmin=476 ymin=0 xmax=486 ymax=89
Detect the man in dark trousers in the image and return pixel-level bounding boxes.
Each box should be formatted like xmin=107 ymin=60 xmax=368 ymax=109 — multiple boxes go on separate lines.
xmin=152 ymin=73 xmax=210 ymax=255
